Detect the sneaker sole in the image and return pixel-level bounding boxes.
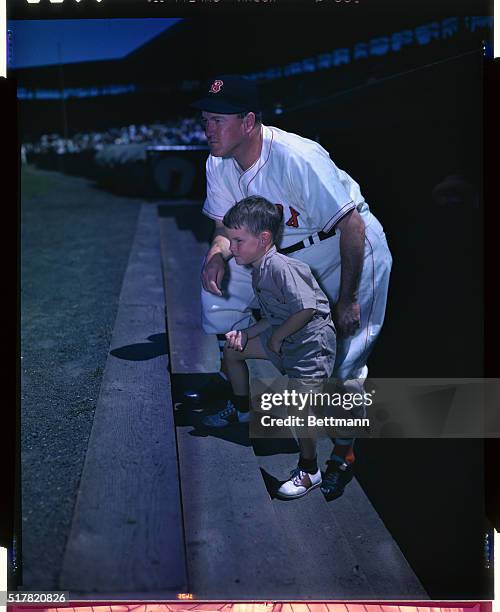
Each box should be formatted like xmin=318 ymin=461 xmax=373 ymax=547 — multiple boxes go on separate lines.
xmin=275 ymin=481 xmax=322 ymax=500
xmin=201 ymin=418 xmax=249 ymax=428
xmin=320 ymin=476 xmax=353 ymax=501
xmin=201 ymin=420 xmax=234 ymax=428
xmin=320 ymin=487 xmax=345 ymax=501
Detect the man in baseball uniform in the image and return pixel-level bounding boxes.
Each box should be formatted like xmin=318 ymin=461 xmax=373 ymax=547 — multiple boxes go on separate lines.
xmin=191 ymin=74 xmax=392 ymax=497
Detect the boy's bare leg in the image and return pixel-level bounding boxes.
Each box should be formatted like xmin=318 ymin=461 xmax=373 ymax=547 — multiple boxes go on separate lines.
xmin=202 ymin=332 xmax=270 ymax=427
xmin=277 ymin=383 xmax=322 ymax=499
xmin=223 ymin=335 xmax=269 ymax=396
xmin=295 ymin=415 xmax=319 ymax=472
xmin=202 ymin=335 xmax=269 ymax=427
xmin=289 ymin=378 xmax=324 ymax=472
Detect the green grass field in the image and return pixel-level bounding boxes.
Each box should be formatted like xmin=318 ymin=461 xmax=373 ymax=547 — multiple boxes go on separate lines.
xmin=21 ymin=167 xmax=142 ymax=588
xmin=21 ymin=165 xmax=60 ymax=200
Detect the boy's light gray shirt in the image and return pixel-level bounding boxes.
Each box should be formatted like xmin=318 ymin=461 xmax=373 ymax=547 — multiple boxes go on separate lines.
xmin=251 ymin=246 xmax=332 ymax=336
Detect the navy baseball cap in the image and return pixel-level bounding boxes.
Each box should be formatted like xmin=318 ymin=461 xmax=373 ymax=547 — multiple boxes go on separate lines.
xmin=191 ymin=74 xmax=261 ymax=114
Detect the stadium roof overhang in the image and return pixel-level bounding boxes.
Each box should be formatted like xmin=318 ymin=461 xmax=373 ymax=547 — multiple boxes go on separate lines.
xmin=11 ymin=2 xmax=491 ymax=91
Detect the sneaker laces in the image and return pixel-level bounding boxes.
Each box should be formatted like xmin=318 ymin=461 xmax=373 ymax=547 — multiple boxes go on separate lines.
xmin=219 ymin=400 xmax=236 ymax=418
xmin=322 ymin=462 xmax=351 ymax=490
xmin=322 ymin=470 xmax=340 ymax=488
xmin=290 ymin=467 xmax=306 ymax=485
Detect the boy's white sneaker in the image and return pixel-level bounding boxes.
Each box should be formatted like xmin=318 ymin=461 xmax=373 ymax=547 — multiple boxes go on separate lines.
xmin=276 ymin=467 xmax=322 ymax=499
xmin=202 ymin=400 xmax=251 ymax=428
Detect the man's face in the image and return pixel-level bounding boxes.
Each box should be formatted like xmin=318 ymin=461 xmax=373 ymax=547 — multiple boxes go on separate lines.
xmin=201 ymin=112 xmax=246 ymax=158
xmin=225 ymin=225 xmax=266 ymax=266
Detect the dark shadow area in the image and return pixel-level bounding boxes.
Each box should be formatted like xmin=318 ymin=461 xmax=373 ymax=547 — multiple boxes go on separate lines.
xmin=344 ymin=52 xmax=488 ymax=599
xmin=251 ymin=437 xmax=299 ymax=457
xmin=26 ymin=148 xmax=208 ymax=201
xmin=171 ymin=374 xmax=303 ymax=455
xmin=171 ymin=373 xmax=252 ymax=447
xmin=305 ymin=51 xmax=488 ymax=599
xmin=158 ymin=203 xmax=213 ymax=244
xmin=174 ymin=402 xmax=253 ymax=448
xmin=259 ymin=468 xmax=288 ymax=500
xmin=355 ymin=438 xmax=488 ymax=599
xmin=110 ymin=333 xmax=168 ymax=361
xmin=170 ymin=372 xmax=232 ymax=405
xmin=188 ymin=422 xmax=253 ymax=447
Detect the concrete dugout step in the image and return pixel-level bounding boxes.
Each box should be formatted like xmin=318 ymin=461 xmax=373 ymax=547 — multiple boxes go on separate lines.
xmin=158 ymin=203 xmax=305 ymax=598
xmin=158 ymin=204 xmax=426 ymax=599
xmin=175 ymin=422 xmax=313 ymax=599
xmin=60 ymin=203 xmax=187 ymax=595
xmin=158 ymin=204 xmax=219 ymax=374
xmin=248 ymin=361 xmax=427 ymax=599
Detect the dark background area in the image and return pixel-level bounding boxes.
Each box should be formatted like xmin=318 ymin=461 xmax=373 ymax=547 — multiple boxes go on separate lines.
xmin=484 ymin=56 xmax=500 ymax=549
xmin=9 ymin=0 xmax=497 ymax=599
xmin=10 ymin=8 xmax=492 ymax=139
xmin=2 ymin=76 xmax=19 ymax=586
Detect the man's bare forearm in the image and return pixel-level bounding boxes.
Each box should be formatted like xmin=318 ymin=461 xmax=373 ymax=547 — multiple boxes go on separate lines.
xmin=208 ymin=225 xmax=232 ymax=261
xmin=337 ymin=210 xmax=365 ymax=303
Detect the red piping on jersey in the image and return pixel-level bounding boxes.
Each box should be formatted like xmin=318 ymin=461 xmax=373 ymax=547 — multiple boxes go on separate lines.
xmin=238 ymin=128 xmax=275 ymax=197
xmin=236 ymin=157 xmax=257 ymax=195
xmin=363 ymin=233 xmax=376 ymax=355
xmin=322 ymin=200 xmax=356 ymax=233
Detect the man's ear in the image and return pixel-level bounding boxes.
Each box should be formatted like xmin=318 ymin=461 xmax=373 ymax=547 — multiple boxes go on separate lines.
xmin=243 ymin=112 xmax=256 ymax=133
xmin=260 ymin=230 xmax=272 ymax=246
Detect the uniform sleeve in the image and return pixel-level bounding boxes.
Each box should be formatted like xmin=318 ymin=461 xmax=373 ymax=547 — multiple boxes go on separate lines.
xmin=274 ymin=261 xmax=318 ymax=314
xmin=202 ymin=156 xmax=236 ymax=221
xmin=288 ymin=146 xmax=356 ymax=233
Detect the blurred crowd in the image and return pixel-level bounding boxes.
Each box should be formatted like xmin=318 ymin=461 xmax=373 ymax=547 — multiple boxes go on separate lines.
xmin=22 ymin=116 xmax=207 ymax=157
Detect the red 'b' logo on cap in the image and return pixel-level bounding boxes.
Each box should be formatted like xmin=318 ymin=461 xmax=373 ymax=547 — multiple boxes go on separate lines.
xmin=210 ymin=80 xmax=224 ymax=93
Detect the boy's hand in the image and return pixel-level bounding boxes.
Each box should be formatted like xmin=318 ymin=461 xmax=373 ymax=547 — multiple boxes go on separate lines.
xmin=267 ymin=333 xmax=283 ymax=356
xmin=225 ymin=329 xmax=248 ymax=352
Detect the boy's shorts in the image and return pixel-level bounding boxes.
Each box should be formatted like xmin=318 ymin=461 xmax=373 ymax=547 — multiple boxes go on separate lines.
xmin=258 ymin=322 xmax=336 ymax=379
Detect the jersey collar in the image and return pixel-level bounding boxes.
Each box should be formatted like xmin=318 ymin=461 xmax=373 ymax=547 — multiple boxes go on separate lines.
xmin=235 ymin=125 xmax=274 ymax=197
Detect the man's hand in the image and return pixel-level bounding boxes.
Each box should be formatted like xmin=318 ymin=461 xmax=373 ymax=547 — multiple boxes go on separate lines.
xmin=334 ymin=208 xmax=365 ymax=337
xmin=225 ymin=329 xmax=248 ymax=352
xmin=201 ymin=252 xmax=226 ymax=296
xmin=334 ymin=300 xmax=361 ymax=338
xmin=267 ymin=333 xmax=283 ymax=355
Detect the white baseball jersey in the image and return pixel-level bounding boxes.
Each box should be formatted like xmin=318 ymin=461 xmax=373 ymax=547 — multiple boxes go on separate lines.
xmin=201 ymin=124 xmax=392 ymax=381
xmin=203 ymin=125 xmax=373 ymax=251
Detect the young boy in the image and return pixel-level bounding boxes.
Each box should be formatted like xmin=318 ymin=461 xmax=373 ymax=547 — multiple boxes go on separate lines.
xmin=202 ymin=195 xmax=337 ymax=500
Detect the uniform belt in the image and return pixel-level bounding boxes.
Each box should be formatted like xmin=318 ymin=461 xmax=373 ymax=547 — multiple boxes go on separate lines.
xmin=278 ymin=229 xmax=336 ymax=255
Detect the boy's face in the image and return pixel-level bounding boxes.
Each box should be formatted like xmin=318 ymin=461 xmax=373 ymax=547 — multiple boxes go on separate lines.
xmin=226 ymin=225 xmax=269 ymax=266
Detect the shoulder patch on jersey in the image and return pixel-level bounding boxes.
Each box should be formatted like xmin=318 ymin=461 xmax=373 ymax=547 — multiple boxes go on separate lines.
xmin=285 ymin=206 xmax=300 ymax=228
xmin=275 ymin=203 xmax=300 ymax=228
